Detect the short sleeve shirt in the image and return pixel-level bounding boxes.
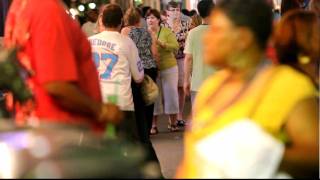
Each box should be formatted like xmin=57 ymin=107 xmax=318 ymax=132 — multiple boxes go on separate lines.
xmin=5 ymin=0 xmax=102 ymax=127
xmin=184 ymin=25 xmax=215 ymax=91
xmin=89 ymin=31 xmax=144 ymax=111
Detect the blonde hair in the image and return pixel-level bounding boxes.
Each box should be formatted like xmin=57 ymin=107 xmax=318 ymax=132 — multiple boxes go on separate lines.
xmin=124 ymin=7 xmax=141 ymax=26
xmin=190 ymin=14 xmax=202 ymax=29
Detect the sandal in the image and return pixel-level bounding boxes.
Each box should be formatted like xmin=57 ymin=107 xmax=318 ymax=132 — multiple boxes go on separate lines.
xmin=150 ymin=126 xmax=158 ymax=135
xmin=176 ymin=120 xmax=186 ymax=127
xmin=167 ymin=124 xmax=179 ymax=132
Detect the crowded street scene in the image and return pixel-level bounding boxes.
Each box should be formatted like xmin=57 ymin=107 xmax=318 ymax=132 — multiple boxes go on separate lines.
xmin=0 ymin=0 xmax=319 ymax=178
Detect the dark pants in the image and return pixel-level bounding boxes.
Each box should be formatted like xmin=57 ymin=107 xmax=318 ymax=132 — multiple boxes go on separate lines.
xmin=144 ymin=68 xmax=158 ymax=132
xmin=131 ymin=68 xmax=162 ymax=177
xmin=116 ymin=111 xmax=140 ymax=142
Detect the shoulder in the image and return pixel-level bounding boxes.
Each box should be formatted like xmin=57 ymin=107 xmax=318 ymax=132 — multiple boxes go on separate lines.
xmin=273 ymin=65 xmax=316 ymax=92
xmin=277 ymin=65 xmax=316 ymax=97
xmin=197 ymin=69 xmax=226 ymax=98
xmin=88 ymin=32 xmax=102 ymax=40
xmin=194 ymin=69 xmax=226 ymax=110
xmin=186 ymin=27 xmax=199 ymax=39
xmin=28 ymin=0 xmax=58 ymax=8
xmin=161 ymin=27 xmax=174 ymax=34
xmin=201 ymin=69 xmax=227 ymax=88
xmin=29 ymin=0 xmax=63 ymax=16
xmin=25 ymin=0 xmax=71 ymax=27
xmin=262 ymin=65 xmax=317 ymax=112
xmin=138 ymin=27 xmax=149 ymax=34
xmin=193 ymin=25 xmax=208 ymax=34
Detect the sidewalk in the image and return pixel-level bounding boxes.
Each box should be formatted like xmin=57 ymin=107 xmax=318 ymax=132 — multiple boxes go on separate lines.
xmin=150 ymin=97 xmax=192 ymax=178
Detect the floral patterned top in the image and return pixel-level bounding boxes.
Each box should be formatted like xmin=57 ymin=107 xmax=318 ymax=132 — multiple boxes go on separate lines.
xmin=128 ymin=27 xmax=157 ymax=69
xmin=163 ymin=19 xmax=190 ymax=60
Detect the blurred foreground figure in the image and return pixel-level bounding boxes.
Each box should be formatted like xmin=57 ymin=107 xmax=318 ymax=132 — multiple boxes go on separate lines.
xmin=4 ymin=0 xmax=122 ymax=131
xmin=274 ymin=9 xmax=320 ymax=87
xmin=176 ymin=0 xmax=318 ymax=178
xmin=273 ymin=9 xmax=320 ymax=178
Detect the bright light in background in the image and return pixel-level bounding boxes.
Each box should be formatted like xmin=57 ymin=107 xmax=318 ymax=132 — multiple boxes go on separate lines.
xmin=69 ymin=8 xmax=79 ymax=16
xmin=0 ymin=143 xmax=15 ymax=178
xmin=78 ymin=4 xmax=85 ymax=12
xmin=88 ymin=3 xmax=96 ymax=9
xmin=29 ymin=136 xmax=51 ymax=159
xmin=69 ymin=8 xmax=79 ymax=19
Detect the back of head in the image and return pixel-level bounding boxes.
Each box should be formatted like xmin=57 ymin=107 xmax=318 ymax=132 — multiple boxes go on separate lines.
xmin=275 ymin=9 xmax=320 ymax=64
xmin=102 ymin=4 xmax=123 ymax=28
xmin=135 ymin=7 xmax=143 ymax=17
xmin=182 ymin=9 xmax=190 ymax=16
xmin=190 ymin=14 xmax=202 ymax=29
xmin=189 ymin=9 xmax=198 ymax=16
xmin=197 ymin=0 xmax=215 ymax=18
xmin=142 ymin=6 xmax=151 ymax=18
xmin=124 ymin=7 xmax=141 ymax=26
xmin=217 ymin=0 xmax=273 ymax=50
xmin=86 ymin=9 xmax=99 ymax=23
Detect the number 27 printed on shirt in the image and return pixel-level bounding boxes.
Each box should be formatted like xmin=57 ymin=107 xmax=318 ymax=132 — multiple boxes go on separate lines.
xmin=92 ymin=51 xmax=119 ymax=80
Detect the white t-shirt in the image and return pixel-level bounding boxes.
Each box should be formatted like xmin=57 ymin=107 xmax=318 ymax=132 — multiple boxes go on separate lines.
xmin=89 ymin=31 xmax=144 ymax=111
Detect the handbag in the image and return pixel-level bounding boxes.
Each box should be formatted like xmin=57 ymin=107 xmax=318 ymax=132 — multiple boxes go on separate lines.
xmin=140 ymin=74 xmax=159 ymax=106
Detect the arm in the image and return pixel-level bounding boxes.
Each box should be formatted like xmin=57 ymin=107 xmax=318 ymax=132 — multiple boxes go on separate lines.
xmin=44 ymin=82 xmax=121 ymax=124
xmin=128 ymin=39 xmax=144 ymax=83
xmin=32 ymin=5 xmax=121 ymax=124
xmin=183 ymin=31 xmax=194 ymax=96
xmin=158 ymin=29 xmax=179 ymax=52
xmin=184 ymin=54 xmax=193 ymax=96
xmin=279 ymin=97 xmax=319 ymax=178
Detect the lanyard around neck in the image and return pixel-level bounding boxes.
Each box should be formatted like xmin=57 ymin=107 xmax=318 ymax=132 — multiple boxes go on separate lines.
xmin=157 ymin=27 xmax=162 ymax=40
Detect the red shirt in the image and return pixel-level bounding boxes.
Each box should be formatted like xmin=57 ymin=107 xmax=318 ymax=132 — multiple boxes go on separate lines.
xmin=5 ymin=0 xmax=102 ymax=128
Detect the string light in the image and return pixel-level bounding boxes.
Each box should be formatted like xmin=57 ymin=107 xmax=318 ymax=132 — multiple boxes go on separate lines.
xmin=78 ymin=4 xmax=85 ymax=12
xmin=88 ymin=3 xmax=96 ymax=9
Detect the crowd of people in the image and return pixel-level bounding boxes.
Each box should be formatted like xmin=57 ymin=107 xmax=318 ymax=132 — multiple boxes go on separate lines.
xmin=0 ymin=0 xmax=319 ymax=178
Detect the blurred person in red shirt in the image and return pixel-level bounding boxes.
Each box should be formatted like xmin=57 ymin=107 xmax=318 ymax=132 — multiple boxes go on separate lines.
xmin=4 ymin=0 xmax=122 ymax=132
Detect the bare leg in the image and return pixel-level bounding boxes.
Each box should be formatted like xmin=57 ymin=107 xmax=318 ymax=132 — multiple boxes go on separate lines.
xmin=152 ymin=115 xmax=158 ymax=127
xmin=169 ymin=114 xmax=179 ymax=132
xmin=150 ymin=115 xmax=158 ymax=134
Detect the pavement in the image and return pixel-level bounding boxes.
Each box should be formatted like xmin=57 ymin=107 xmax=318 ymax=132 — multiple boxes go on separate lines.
xmin=150 ymin=97 xmax=192 ymax=179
